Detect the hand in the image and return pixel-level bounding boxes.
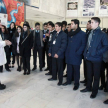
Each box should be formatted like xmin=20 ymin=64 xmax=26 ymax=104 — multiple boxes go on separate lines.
xmin=43 ymin=38 xmax=46 ymax=42
xmin=54 ymin=54 xmax=58 ymax=58
xmin=5 ymin=40 xmax=12 ymax=46
xmin=48 ymin=53 xmax=51 ymax=57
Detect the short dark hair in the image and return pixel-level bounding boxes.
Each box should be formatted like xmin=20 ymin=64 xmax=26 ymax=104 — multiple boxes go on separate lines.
xmin=62 ymin=21 xmax=67 ymax=26
xmin=49 ymin=22 xmax=55 ymax=27
xmin=68 ymin=23 xmax=71 ymax=26
xmin=43 ymin=22 xmax=48 ymax=26
xmin=47 ymin=21 xmax=53 ymax=25
xmin=91 ymin=17 xmax=101 ymax=24
xmin=88 ymin=20 xmax=91 ymax=24
xmin=71 ymin=19 xmax=80 ymax=27
xmin=35 ymin=22 xmax=40 ymax=26
xmin=55 ymin=22 xmax=62 ymax=27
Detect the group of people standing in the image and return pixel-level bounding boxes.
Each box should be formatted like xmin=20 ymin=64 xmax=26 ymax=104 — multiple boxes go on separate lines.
xmin=0 ymin=17 xmax=108 ymax=104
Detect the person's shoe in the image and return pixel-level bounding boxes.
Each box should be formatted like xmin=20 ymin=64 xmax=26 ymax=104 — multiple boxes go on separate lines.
xmin=63 ymin=74 xmax=67 ymax=77
xmin=62 ymin=82 xmax=71 ymax=86
xmin=90 ymin=94 xmax=97 ymax=99
xmin=0 ymin=84 xmax=6 ymax=90
xmin=44 ymin=68 xmax=49 ymax=71
xmin=23 ymin=72 xmax=26 ymax=75
xmin=80 ymin=88 xmax=92 ymax=93
xmin=73 ymin=86 xmax=79 ymax=90
xmin=84 ymin=83 xmax=87 ymax=86
xmin=12 ymin=65 xmax=14 ymax=68
xmin=17 ymin=67 xmax=20 ymax=71
xmin=80 ymin=80 xmax=86 ymax=83
xmin=6 ymin=69 xmax=11 ymax=72
xmin=57 ymin=82 xmax=62 ymax=86
xmin=99 ymin=85 xmax=104 ymax=90
xmin=48 ymin=78 xmax=57 ymax=81
xmin=45 ymin=72 xmax=52 ymax=75
xmin=27 ymin=72 xmax=30 ymax=75
xmin=32 ymin=67 xmax=36 ymax=71
xmin=103 ymin=99 xmax=108 ymax=104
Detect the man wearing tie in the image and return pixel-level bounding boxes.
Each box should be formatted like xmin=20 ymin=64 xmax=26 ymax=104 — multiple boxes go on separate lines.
xmin=32 ymin=23 xmax=44 ymax=71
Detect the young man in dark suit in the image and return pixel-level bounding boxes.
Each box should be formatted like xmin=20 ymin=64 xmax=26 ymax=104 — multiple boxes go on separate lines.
xmin=80 ymin=17 xmax=108 ymax=99
xmin=32 ymin=23 xmax=44 ymax=71
xmin=48 ymin=22 xmax=67 ymax=86
xmin=63 ymin=19 xmax=87 ymax=91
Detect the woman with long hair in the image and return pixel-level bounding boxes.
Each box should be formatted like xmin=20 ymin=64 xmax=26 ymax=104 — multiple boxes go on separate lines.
xmin=12 ymin=26 xmax=23 ymax=72
xmin=0 ymin=25 xmax=11 ymax=72
xmin=8 ymin=22 xmax=16 ymax=68
xmin=20 ymin=24 xmax=33 ymax=75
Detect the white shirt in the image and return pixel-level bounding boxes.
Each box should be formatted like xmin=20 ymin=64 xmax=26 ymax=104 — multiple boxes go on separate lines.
xmin=16 ymin=33 xmax=21 ymax=53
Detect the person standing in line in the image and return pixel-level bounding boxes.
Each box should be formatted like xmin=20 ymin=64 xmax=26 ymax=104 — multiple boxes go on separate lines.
xmin=12 ymin=26 xmax=23 ymax=72
xmin=48 ymin=22 xmax=67 ymax=86
xmin=80 ymin=17 xmax=108 ymax=99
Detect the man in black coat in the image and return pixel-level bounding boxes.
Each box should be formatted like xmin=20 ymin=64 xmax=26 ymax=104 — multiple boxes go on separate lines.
xmin=80 ymin=20 xmax=91 ymax=86
xmin=32 ymin=23 xmax=44 ymax=71
xmin=48 ymin=22 xmax=67 ymax=86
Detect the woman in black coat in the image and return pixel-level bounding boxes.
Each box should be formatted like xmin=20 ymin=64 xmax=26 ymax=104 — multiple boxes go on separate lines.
xmin=20 ymin=24 xmax=33 ymax=75
xmin=12 ymin=26 xmax=23 ymax=72
xmin=0 ymin=25 xmax=11 ymax=72
xmin=8 ymin=22 xmax=16 ymax=68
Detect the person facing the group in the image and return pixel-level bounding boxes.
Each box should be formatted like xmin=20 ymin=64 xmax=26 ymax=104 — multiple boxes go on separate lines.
xmin=20 ymin=24 xmax=33 ymax=75
xmin=48 ymin=22 xmax=67 ymax=86
xmin=12 ymin=26 xmax=23 ymax=72
xmin=32 ymin=22 xmax=44 ymax=71
xmin=80 ymin=17 xmax=108 ymax=99
xmin=0 ymin=25 xmax=11 ymax=72
xmin=63 ymin=19 xmax=87 ymax=91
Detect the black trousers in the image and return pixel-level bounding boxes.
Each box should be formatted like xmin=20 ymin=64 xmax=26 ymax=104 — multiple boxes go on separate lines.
xmin=100 ymin=61 xmax=108 ymax=88
xmin=52 ymin=58 xmax=63 ymax=84
xmin=0 ymin=54 xmax=10 ymax=71
xmin=86 ymin=60 xmax=102 ymax=95
xmin=106 ymin=72 xmax=108 ymax=91
xmin=67 ymin=64 xmax=80 ymax=86
xmin=33 ymin=47 xmax=43 ymax=69
xmin=22 ymin=56 xmax=30 ymax=73
xmin=48 ymin=56 xmax=52 ymax=74
xmin=83 ymin=59 xmax=87 ymax=82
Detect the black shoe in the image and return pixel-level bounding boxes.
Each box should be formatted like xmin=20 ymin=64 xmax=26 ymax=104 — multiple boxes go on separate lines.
xmin=32 ymin=67 xmax=36 ymax=71
xmin=103 ymin=99 xmax=108 ymax=104
xmin=6 ymin=69 xmax=11 ymax=72
xmin=17 ymin=67 xmax=20 ymax=71
xmin=40 ymin=69 xmax=42 ymax=71
xmin=80 ymin=80 xmax=86 ymax=83
xmin=63 ymin=74 xmax=67 ymax=77
xmin=90 ymin=94 xmax=97 ymax=99
xmin=57 ymin=82 xmax=62 ymax=86
xmin=23 ymin=72 xmax=26 ymax=75
xmin=62 ymin=82 xmax=71 ymax=86
xmin=45 ymin=72 xmax=52 ymax=75
xmin=80 ymin=88 xmax=92 ymax=93
xmin=12 ymin=65 xmax=14 ymax=68
xmin=27 ymin=72 xmax=30 ymax=75
xmin=84 ymin=83 xmax=87 ymax=86
xmin=73 ymin=86 xmax=79 ymax=90
xmin=0 ymin=84 xmax=6 ymax=90
xmin=48 ymin=78 xmax=57 ymax=81
xmin=99 ymin=85 xmax=104 ymax=90
xmin=44 ymin=68 xmax=49 ymax=71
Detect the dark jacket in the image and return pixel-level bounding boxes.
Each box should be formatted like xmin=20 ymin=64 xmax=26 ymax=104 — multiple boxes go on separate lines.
xmin=65 ymin=30 xmax=87 ymax=65
xmin=49 ymin=31 xmax=67 ymax=59
xmin=20 ymin=32 xmax=33 ymax=57
xmin=1 ymin=33 xmax=11 ymax=55
xmin=84 ymin=28 xmax=108 ymax=62
xmin=12 ymin=33 xmax=23 ymax=55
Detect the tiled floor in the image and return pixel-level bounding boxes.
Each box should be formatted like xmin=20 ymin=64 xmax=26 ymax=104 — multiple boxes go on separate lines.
xmin=0 ymin=57 xmax=108 ymax=108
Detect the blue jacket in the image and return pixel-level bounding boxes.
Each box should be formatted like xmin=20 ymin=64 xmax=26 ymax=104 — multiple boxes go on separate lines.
xmin=65 ymin=30 xmax=87 ymax=65
xmin=84 ymin=29 xmax=108 ymax=62
xmin=49 ymin=31 xmax=67 ymax=59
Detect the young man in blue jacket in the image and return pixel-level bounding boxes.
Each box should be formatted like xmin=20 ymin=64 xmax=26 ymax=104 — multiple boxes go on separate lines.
xmin=48 ymin=22 xmax=67 ymax=86
xmin=63 ymin=19 xmax=87 ymax=91
xmin=80 ymin=17 xmax=108 ymax=99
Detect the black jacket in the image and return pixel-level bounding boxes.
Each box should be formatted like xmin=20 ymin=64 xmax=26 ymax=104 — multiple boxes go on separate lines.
xmin=12 ymin=34 xmax=23 ymax=55
xmin=20 ymin=32 xmax=33 ymax=57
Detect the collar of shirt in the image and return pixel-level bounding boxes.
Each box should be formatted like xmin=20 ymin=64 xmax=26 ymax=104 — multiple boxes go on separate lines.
xmin=36 ymin=30 xmax=40 ymax=33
